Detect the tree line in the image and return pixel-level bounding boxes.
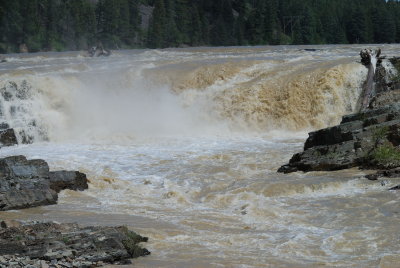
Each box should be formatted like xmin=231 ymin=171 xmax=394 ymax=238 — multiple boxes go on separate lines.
xmin=1 ymin=0 xmax=400 ymax=53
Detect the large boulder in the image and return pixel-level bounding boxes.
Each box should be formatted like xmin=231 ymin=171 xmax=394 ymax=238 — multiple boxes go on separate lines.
xmin=49 ymin=171 xmax=88 ymax=192
xmin=278 ymin=103 xmax=400 ymax=173
xmin=0 ymin=221 xmax=150 ymax=267
xmin=0 ymin=155 xmax=88 ymax=210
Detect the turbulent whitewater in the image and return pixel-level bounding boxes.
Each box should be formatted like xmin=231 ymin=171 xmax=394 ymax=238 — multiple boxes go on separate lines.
xmin=0 ymin=45 xmax=399 ymax=267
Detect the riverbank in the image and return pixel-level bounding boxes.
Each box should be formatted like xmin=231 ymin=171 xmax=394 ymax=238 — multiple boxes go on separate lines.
xmin=278 ymin=51 xmax=400 ymax=191
xmin=0 ymin=155 xmax=150 ymax=267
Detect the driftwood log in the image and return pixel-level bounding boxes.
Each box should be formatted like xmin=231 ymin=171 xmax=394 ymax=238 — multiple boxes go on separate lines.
xmin=359 ymin=48 xmax=383 ymax=110
xmin=88 ymin=44 xmax=111 ymax=57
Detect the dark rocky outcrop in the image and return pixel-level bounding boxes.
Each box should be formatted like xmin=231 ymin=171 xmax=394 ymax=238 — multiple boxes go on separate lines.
xmin=388 ymin=184 xmax=400 ymax=190
xmin=278 ymin=103 xmax=400 ymax=173
xmin=278 ymin=51 xmax=400 ymax=174
xmin=0 ymin=128 xmax=18 ymax=147
xmin=0 ymin=155 xmax=88 ymax=210
xmin=365 ymin=167 xmax=400 ymax=180
xmin=365 ymin=168 xmax=400 ymax=190
xmin=49 ymin=171 xmax=88 ymax=193
xmin=0 ymin=221 xmax=150 ymax=267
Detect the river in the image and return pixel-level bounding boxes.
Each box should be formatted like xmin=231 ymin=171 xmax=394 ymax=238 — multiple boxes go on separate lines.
xmin=0 ymin=45 xmax=399 ymax=267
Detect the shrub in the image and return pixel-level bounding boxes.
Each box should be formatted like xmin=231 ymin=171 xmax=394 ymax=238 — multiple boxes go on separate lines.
xmin=369 ymin=142 xmax=400 ymax=168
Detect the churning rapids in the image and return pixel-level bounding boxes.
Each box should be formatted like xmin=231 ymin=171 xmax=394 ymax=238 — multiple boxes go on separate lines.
xmin=0 ymin=45 xmax=399 ymax=267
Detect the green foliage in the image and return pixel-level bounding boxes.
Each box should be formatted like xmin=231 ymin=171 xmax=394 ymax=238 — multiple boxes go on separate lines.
xmin=62 ymin=236 xmax=70 ymax=244
xmin=2 ymin=0 xmax=400 ymax=52
xmin=372 ymin=126 xmax=389 ymax=144
xmin=369 ymin=143 xmax=400 ymax=167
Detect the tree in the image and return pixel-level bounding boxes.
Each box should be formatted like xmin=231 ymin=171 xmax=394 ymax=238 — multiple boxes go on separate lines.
xmin=147 ymin=0 xmax=167 ymax=48
xmin=346 ymin=6 xmax=368 ymax=43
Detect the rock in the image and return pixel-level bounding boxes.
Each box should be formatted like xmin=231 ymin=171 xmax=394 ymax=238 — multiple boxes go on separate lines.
xmin=0 ymin=122 xmax=10 ymax=130
xmin=49 ymin=171 xmax=88 ymax=192
xmin=374 ymin=64 xmax=391 ymax=94
xmin=370 ymin=90 xmax=400 ymax=109
xmin=40 ymin=260 xmax=49 ymax=268
xmin=365 ymin=167 xmax=400 ymax=180
xmin=0 ymin=128 xmax=18 ymax=147
xmin=278 ymin=103 xmax=400 ymax=173
xmin=365 ymin=173 xmax=379 ymax=180
xmin=0 ymin=222 xmax=149 ymax=266
xmin=388 ymin=184 xmax=400 ymax=190
xmin=0 ymin=220 xmax=22 ymax=228
xmin=0 ymin=155 xmax=88 ymax=211
xmin=379 ymin=254 xmax=400 ymax=268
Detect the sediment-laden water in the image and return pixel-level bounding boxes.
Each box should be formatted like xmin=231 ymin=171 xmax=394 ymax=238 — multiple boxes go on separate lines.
xmin=0 ymin=45 xmax=399 ymax=267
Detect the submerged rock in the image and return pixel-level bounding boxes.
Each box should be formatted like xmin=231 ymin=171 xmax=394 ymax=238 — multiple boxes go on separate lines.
xmin=0 ymin=128 xmax=17 ymax=147
xmin=0 ymin=155 xmax=88 ymax=210
xmin=365 ymin=167 xmax=400 ymax=180
xmin=388 ymin=184 xmax=400 ymax=190
xmin=0 ymin=221 xmax=150 ymax=267
xmin=364 ymin=168 xmax=400 ymax=190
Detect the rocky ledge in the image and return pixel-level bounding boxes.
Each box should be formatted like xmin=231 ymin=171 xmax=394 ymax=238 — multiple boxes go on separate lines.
xmin=0 ymin=220 xmax=150 ymax=268
xmin=0 ymin=155 xmax=88 ymax=210
xmin=278 ymin=51 xmax=400 ymax=191
xmin=278 ymin=103 xmax=400 ymax=173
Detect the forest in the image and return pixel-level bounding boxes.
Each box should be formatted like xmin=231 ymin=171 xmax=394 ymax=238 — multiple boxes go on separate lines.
xmin=1 ymin=0 xmax=400 ymax=53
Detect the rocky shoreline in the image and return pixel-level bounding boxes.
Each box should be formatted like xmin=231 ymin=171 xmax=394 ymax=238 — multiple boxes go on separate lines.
xmin=279 ymin=50 xmax=400 ymax=190
xmin=0 ymin=220 xmax=150 ymax=268
xmin=0 ymin=154 xmax=150 ymax=266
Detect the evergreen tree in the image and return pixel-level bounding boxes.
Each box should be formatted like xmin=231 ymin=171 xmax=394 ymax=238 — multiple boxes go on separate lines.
xmin=190 ymin=5 xmax=203 ymax=46
xmin=1 ymin=0 xmax=23 ymax=52
xmin=147 ymin=0 xmax=167 ymax=48
xmin=175 ymin=0 xmax=191 ymax=45
xmin=2 ymin=0 xmax=400 ymax=52
xmin=346 ymin=6 xmax=368 ymax=43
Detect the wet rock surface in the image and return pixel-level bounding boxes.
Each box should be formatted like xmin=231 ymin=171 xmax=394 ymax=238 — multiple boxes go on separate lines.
xmin=278 ymin=103 xmax=400 ymax=173
xmin=365 ymin=167 xmax=400 ymax=180
xmin=0 ymin=155 xmax=88 ymax=210
xmin=0 ymin=128 xmax=18 ymax=147
xmin=0 ymin=221 xmax=150 ymax=267
xmin=365 ymin=168 xmax=400 ymax=190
